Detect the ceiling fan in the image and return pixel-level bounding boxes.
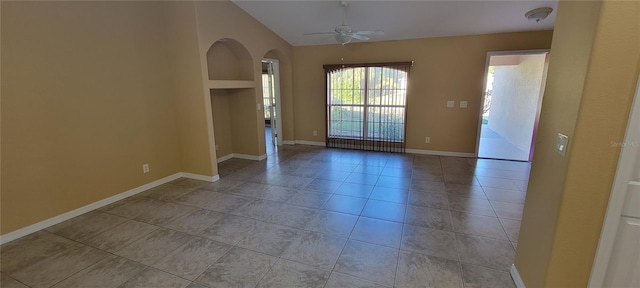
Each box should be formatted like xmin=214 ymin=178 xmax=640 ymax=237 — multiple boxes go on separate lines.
xmin=304 ymin=1 xmax=384 ymax=45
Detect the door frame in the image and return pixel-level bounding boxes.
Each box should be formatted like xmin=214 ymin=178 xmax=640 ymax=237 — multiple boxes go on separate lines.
xmin=588 ymin=74 xmax=640 ymax=287
xmin=474 ymin=49 xmax=550 ymax=159
xmin=262 ymin=58 xmax=283 ymax=147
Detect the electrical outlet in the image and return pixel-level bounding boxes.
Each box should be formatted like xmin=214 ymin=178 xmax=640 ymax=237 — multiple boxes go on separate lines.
xmin=313 ymin=130 xmax=318 ymax=136
xmin=425 ymin=136 xmax=431 ymax=144
xmin=215 ymin=144 xmax=219 ymax=150
xmin=459 ymin=101 xmax=468 ymax=108
xmin=142 ymin=164 xmax=150 ymax=174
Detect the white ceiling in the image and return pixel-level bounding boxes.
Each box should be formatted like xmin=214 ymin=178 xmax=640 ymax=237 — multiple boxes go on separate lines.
xmin=232 ymin=0 xmax=558 ymax=46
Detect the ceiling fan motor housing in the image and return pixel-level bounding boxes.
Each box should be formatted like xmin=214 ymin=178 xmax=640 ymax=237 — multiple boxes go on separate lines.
xmin=335 ymin=25 xmax=352 ymax=34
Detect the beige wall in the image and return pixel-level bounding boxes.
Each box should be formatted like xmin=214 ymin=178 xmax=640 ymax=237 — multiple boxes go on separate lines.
xmin=211 ymin=88 xmax=261 ymax=158
xmin=163 ymin=1 xmax=215 ymax=177
xmin=211 ymin=90 xmax=234 ymax=158
xmin=1 ymin=1 xmax=183 ymax=233
xmin=0 ymin=0 xmax=293 ymax=235
xmin=194 ymin=1 xmax=294 ymax=159
xmin=515 ymin=0 xmax=640 ymax=286
xmin=292 ymin=31 xmax=553 ymax=152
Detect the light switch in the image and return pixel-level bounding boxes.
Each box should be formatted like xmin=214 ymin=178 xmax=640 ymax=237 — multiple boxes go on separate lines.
xmin=556 ymin=133 xmax=569 ymax=156
xmin=460 ymin=101 xmax=468 ymax=108
xmin=447 ymin=100 xmax=455 ymax=108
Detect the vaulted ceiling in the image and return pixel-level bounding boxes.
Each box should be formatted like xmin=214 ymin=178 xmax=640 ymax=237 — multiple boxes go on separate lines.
xmin=232 ymin=0 xmax=558 ymax=46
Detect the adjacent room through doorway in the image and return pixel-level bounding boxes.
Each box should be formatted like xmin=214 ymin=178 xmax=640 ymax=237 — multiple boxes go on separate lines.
xmin=478 ymin=51 xmax=549 ymax=161
xmin=262 ymin=58 xmax=282 ymax=155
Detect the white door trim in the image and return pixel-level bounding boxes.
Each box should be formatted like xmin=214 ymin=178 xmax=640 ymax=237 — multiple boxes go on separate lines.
xmin=262 ymin=58 xmax=283 ymax=147
xmin=474 ymin=49 xmax=551 ymax=159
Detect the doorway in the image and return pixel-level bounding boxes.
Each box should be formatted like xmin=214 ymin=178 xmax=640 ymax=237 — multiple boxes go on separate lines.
xmin=262 ymin=58 xmax=282 ymax=155
xmin=477 ymin=51 xmax=549 ymax=161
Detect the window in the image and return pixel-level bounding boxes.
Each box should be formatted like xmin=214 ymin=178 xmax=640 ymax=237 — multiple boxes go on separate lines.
xmin=262 ymin=73 xmax=274 ymax=122
xmin=325 ymin=62 xmax=412 ymax=152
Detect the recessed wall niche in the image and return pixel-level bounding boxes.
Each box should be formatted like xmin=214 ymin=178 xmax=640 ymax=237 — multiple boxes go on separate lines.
xmin=207 ymin=38 xmax=253 ymax=81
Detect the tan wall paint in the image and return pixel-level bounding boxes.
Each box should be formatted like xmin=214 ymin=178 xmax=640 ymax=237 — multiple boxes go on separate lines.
xmin=211 ymin=91 xmax=234 ymax=158
xmin=163 ymin=2 xmax=215 ymax=177
xmin=292 ymin=31 xmax=553 ymax=152
xmin=1 ymin=2 xmax=183 ymax=233
xmin=194 ymin=1 xmax=294 ymax=159
xmin=0 ymin=0 xmax=293 ymax=234
xmin=229 ymin=89 xmax=261 ymax=155
xmin=516 ymin=0 xmax=640 ymax=286
xmin=207 ymin=40 xmax=254 ymax=81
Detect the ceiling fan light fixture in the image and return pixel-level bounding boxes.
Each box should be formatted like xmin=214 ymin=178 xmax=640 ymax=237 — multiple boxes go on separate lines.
xmin=335 ymin=33 xmax=352 ymax=45
xmin=525 ymin=7 xmax=553 ymax=22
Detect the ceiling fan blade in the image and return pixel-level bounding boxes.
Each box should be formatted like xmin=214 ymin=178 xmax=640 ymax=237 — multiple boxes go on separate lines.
xmin=304 ymin=32 xmax=336 ymax=36
xmin=354 ymin=30 xmax=384 ymax=36
xmin=351 ymin=34 xmax=370 ymax=40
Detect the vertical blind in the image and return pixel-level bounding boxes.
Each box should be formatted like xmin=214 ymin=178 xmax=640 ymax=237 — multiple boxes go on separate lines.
xmin=324 ymin=62 xmax=412 ymax=153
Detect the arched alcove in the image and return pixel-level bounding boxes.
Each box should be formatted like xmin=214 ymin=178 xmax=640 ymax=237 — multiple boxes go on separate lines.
xmin=206 ymin=38 xmax=259 ymax=164
xmin=206 ymin=38 xmax=253 ymax=81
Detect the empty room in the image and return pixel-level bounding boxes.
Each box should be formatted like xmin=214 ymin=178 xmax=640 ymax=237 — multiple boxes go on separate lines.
xmin=1 ymin=1 xmax=639 ymax=287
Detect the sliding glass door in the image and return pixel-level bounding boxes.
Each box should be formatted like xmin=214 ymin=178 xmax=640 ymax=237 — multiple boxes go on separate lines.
xmin=325 ymin=62 xmax=411 ymax=152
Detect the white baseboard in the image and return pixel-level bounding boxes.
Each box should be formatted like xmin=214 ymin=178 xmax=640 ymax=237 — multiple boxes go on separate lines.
xmin=294 ymin=140 xmax=326 ymax=146
xmin=282 ymin=140 xmax=326 ymax=146
xmin=179 ymin=172 xmax=220 ymax=182
xmin=510 ymin=264 xmax=526 ymax=288
xmin=217 ymin=153 xmax=267 ymax=163
xmin=0 ymin=172 xmax=217 ymax=245
xmin=283 ymin=142 xmax=472 ymax=156
xmin=406 ymin=148 xmax=475 ymax=158
xmin=234 ymin=153 xmax=267 ymax=161
xmin=216 ymin=153 xmax=234 ymax=163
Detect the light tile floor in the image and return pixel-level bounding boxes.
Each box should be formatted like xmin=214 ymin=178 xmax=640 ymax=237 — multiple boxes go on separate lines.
xmin=1 ymin=145 xmax=530 ymax=287
xmin=479 ymin=125 xmax=530 ymax=161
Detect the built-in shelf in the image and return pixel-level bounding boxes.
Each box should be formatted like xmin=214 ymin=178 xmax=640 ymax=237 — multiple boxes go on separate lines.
xmin=208 ymin=80 xmax=255 ymax=89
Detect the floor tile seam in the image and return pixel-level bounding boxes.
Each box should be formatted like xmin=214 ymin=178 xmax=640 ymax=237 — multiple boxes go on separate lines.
xmin=488 ymin=198 xmax=526 ymax=208
xmin=279 ymin=243 xmax=345 ymax=272
xmin=59 ymin=220 xmax=163 ymax=255
xmin=482 ymin=194 xmax=526 ymax=205
xmin=444 ymin=202 xmax=498 ymax=216
xmin=486 ymin=199 xmax=522 ymax=222
xmin=456 ymin=258 xmax=513 ymax=273
xmin=365 ymin=196 xmax=408 ymax=206
xmin=44 ymin=214 xmax=132 ymax=243
xmin=43 ymin=249 xmax=144 ymax=288
xmin=1 ymin=234 xmax=94 ymax=282
xmin=348 ymin=218 xmax=402 ymax=250
xmin=146 ymin=234 xmax=235 ymax=282
xmin=393 ymin=199 xmax=409 ymax=288
xmin=188 ymin=241 xmax=245 ymax=287
xmin=114 ymin=228 xmax=194 ymax=267
xmin=272 ymin=246 xmax=337 ymax=287
xmin=328 ymin=245 xmax=396 ymax=288
xmin=21 ymin=235 xmax=196 ymax=288
xmin=472 ymin=173 xmax=530 ymax=181
xmin=1 ymin=274 xmax=31 ymax=288
xmin=449 ymin=223 xmax=510 ymax=241
xmin=452 ymin=230 xmax=515 ymax=253
xmin=450 ymin=219 xmax=469 ymax=284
